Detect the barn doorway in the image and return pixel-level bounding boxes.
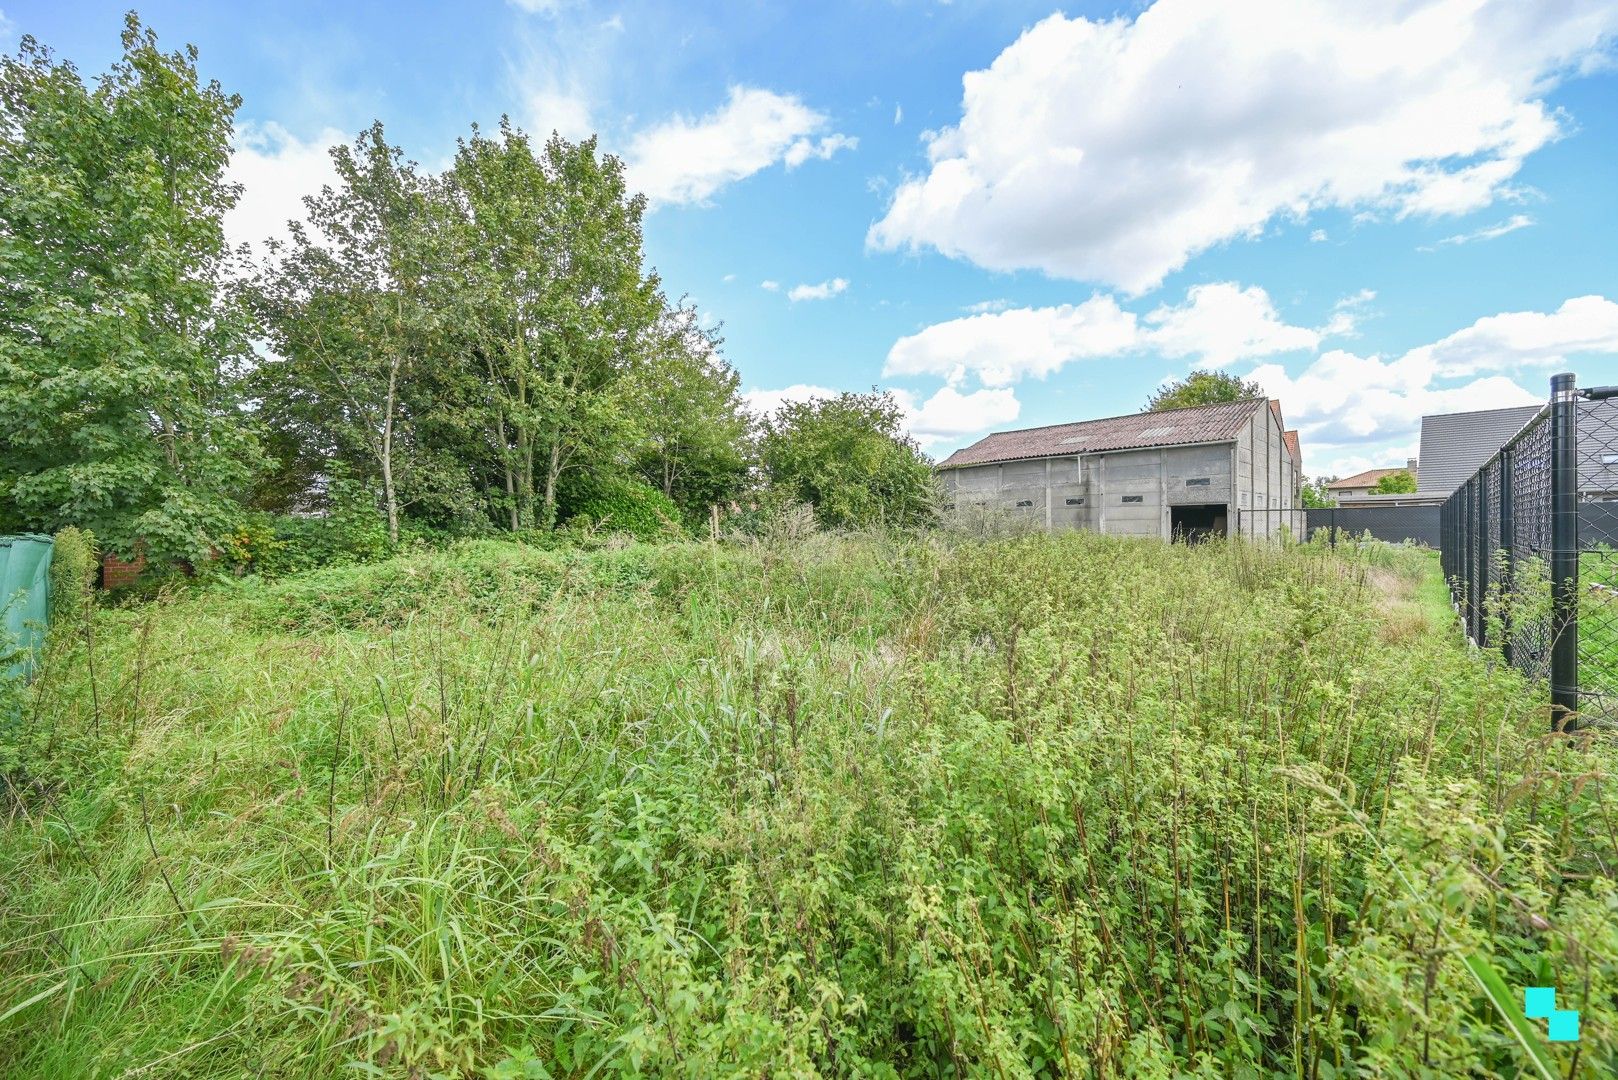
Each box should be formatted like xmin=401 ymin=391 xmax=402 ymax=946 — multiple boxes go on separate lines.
xmin=1171 ymin=503 xmax=1227 ymax=543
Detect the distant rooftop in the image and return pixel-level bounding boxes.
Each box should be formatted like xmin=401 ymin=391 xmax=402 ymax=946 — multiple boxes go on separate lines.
xmin=937 ymin=397 xmax=1267 ymax=469
xmin=1327 ymin=468 xmax=1407 ymax=490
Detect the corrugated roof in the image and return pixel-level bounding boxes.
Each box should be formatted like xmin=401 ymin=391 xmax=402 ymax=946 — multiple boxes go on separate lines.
xmin=938 ymin=397 xmax=1266 ymax=469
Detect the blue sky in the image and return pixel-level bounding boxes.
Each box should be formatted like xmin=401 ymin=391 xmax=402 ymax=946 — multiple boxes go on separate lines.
xmin=9 ymin=1 xmax=1618 ymax=477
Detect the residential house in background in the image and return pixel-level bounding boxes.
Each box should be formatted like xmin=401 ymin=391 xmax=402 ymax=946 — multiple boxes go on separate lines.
xmin=938 ymin=397 xmax=1298 ymax=541
xmin=1326 ymin=459 xmax=1418 ymax=499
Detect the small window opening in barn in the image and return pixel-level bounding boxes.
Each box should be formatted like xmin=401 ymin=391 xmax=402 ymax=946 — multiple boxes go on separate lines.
xmin=1016 ymin=499 xmax=1034 ymax=507
xmin=1604 ymin=453 xmax=1618 ymax=465
xmin=1121 ymin=495 xmax=1143 ymax=503
xmin=1172 ymin=504 xmax=1227 ymax=543
xmin=1065 ymin=497 xmax=1084 ymax=506
xmin=1185 ymin=477 xmax=1211 ymax=487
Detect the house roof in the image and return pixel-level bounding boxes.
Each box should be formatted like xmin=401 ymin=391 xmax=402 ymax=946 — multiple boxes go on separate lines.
xmin=1417 ymin=403 xmax=1541 ymax=496
xmin=1326 ymin=468 xmax=1406 ymax=490
xmin=1283 ymin=429 xmax=1300 ymax=467
xmin=937 ymin=397 xmax=1267 ymax=469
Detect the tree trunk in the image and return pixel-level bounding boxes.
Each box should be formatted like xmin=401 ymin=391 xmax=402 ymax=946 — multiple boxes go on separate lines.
xmin=381 ymin=356 xmax=401 ymax=545
xmin=542 ymin=440 xmax=561 ymax=529
xmin=496 ymin=412 xmax=518 ymax=531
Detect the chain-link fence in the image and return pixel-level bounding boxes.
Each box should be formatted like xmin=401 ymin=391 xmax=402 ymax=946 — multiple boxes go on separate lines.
xmin=1441 ymin=372 xmax=1618 ymax=728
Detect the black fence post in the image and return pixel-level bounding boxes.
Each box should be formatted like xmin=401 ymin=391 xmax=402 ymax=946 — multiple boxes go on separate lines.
xmin=1499 ymin=446 xmax=1513 ymax=666
xmin=1549 ymin=372 xmax=1580 ymax=729
xmin=1469 ymin=476 xmax=1482 ymax=637
xmin=1476 ymin=473 xmax=1489 ymax=647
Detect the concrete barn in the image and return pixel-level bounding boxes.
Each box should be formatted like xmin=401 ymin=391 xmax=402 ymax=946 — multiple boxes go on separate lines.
xmin=938 ymin=398 xmax=1300 ymax=541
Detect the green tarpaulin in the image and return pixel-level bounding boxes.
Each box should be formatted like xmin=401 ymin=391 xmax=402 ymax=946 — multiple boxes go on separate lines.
xmin=1 ymin=534 xmax=53 ymax=683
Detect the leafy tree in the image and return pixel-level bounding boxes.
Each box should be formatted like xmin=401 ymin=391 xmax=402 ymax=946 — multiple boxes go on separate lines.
xmin=630 ymin=302 xmax=751 ymax=523
xmin=1145 ymin=370 xmax=1263 ymax=412
xmin=448 ymin=123 xmax=661 ymax=529
xmin=0 ymin=17 xmax=262 ymax=561
xmin=1301 ymin=478 xmax=1336 ymax=508
xmin=253 ymin=123 xmax=465 ymax=545
xmin=1374 ymin=469 xmax=1417 ymax=494
xmin=760 ymin=390 xmax=935 ymax=529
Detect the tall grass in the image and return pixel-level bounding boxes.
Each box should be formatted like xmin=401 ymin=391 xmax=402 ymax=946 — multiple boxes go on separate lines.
xmin=1 ymin=531 xmax=1614 ymax=1076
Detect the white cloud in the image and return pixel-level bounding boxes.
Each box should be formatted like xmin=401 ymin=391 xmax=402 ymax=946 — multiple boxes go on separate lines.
xmin=893 ymin=385 xmax=1022 ymax=447
xmin=1144 ymin=283 xmax=1320 ymax=366
xmin=508 ymin=0 xmax=573 ymax=13
xmin=722 ymin=273 xmax=736 ymax=283
xmin=1422 ymin=213 xmax=1536 ymax=250
xmin=1320 ymin=289 xmax=1377 ymax=337
xmin=0 ymin=10 xmax=14 ymax=48
xmin=627 ymin=87 xmax=854 ymax=206
xmin=761 ymin=280 xmax=781 ymax=292
xmin=1406 ymin=295 xmax=1618 ymax=376
xmin=1250 ymin=351 xmax=1538 ymax=453
xmin=1250 ymin=294 xmax=1618 ymax=473
xmin=894 ymin=104 xmax=904 ymax=125
xmin=885 ymin=281 xmax=1318 ymax=386
xmin=965 ymin=299 xmax=1014 ymax=314
xmin=784 ymin=133 xmax=859 ymax=168
xmin=225 ymin=122 xmax=345 ymax=255
xmin=741 ymin=382 xmax=1017 ymax=448
xmin=787 ymin=277 xmax=849 ymax=302
xmin=885 ymin=295 xmax=1139 ymax=387
xmin=525 ymin=87 xmax=594 ymax=141
xmin=869 ymin=1 xmax=1618 ymax=293
xmin=741 ymin=383 xmax=838 ymax=418
xmin=1309 ymin=229 xmax=1329 ymax=243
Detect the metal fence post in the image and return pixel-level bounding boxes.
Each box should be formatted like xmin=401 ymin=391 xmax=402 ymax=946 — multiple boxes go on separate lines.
xmin=1498 ymin=446 xmax=1513 ymax=666
xmin=1549 ymin=372 xmax=1580 ymax=729
xmin=1481 ymin=478 xmax=1489 ymax=639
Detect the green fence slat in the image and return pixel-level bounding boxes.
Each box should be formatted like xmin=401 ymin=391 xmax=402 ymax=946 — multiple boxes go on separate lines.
xmin=1 ymin=533 xmax=55 ymax=683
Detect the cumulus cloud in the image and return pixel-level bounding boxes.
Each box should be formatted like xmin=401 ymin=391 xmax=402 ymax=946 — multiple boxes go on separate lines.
xmin=761 ymin=280 xmax=781 ymax=292
xmin=628 ymin=87 xmax=854 ymax=206
xmin=885 ymin=282 xmax=1320 ymax=387
xmin=1248 ymin=295 xmax=1618 ymax=471
xmin=225 ymin=122 xmax=345 ymax=255
xmin=1144 ymin=283 xmax=1321 ymax=366
xmin=740 ymin=383 xmax=838 ymax=419
xmin=1250 ymin=353 xmax=1538 ymax=450
xmin=892 ymin=386 xmax=1022 ymax=447
xmin=787 ymin=278 xmax=849 ymax=302
xmin=868 ymin=1 xmax=1618 ymax=293
xmin=885 ymin=296 xmax=1139 ymax=387
xmin=1405 ymin=295 xmax=1618 ymax=376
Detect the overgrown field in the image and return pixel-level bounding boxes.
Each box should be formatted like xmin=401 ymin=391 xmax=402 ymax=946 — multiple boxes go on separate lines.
xmin=2 ymin=531 xmax=1615 ymax=1077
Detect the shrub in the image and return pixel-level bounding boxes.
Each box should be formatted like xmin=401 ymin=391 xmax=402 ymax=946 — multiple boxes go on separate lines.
xmin=562 ymin=475 xmax=685 ymax=542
